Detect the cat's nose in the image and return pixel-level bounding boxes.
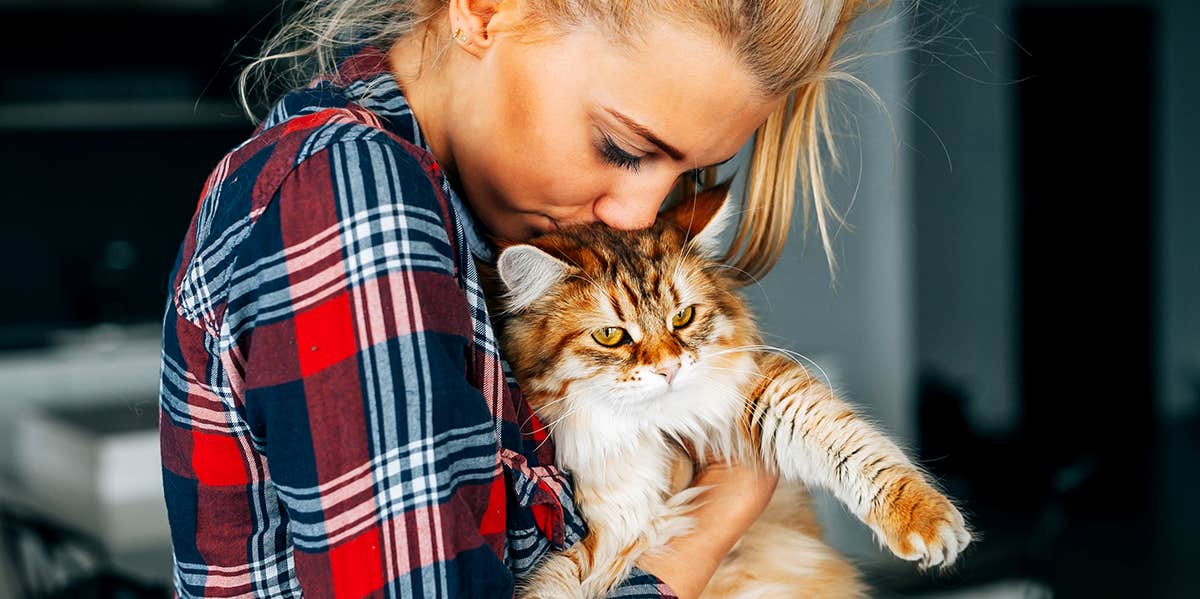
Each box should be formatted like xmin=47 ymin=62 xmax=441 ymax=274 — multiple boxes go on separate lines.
xmin=655 ymin=360 xmax=681 ymax=386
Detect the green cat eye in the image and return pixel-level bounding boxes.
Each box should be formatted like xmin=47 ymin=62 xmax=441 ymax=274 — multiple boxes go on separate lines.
xmin=671 ymin=306 xmax=695 ymax=329
xmin=591 ymin=326 xmax=629 ymax=347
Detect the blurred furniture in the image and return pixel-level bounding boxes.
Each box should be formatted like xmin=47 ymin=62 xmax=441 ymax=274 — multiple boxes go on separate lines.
xmin=0 ymin=478 xmax=167 ymax=598
xmin=15 ymin=402 xmax=166 ymax=553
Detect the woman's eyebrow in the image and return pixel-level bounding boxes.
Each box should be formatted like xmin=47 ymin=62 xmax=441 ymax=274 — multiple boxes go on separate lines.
xmin=605 ymin=107 xmax=685 ymax=161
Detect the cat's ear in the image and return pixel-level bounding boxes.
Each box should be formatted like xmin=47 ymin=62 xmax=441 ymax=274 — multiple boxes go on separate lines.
xmin=660 ymin=178 xmax=735 ymax=256
xmin=496 ymin=244 xmax=572 ymax=311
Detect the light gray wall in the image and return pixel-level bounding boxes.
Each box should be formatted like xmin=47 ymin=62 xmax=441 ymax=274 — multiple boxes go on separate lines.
xmin=737 ymin=5 xmax=916 ymax=562
xmin=746 ymin=0 xmax=916 ymax=444
xmin=911 ymin=0 xmax=1019 ymax=434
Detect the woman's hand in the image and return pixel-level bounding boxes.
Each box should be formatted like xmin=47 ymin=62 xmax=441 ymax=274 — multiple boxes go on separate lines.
xmin=634 ymin=459 xmax=780 ymax=599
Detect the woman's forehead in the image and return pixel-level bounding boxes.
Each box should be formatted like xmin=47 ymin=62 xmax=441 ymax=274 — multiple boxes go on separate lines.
xmin=529 ymin=19 xmax=779 ymax=165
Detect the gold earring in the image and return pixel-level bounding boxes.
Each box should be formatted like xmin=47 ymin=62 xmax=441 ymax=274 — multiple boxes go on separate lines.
xmin=452 ymin=27 xmax=467 ymax=42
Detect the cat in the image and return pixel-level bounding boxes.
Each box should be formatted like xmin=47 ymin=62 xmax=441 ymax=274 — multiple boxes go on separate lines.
xmin=482 ymin=180 xmax=972 ymax=598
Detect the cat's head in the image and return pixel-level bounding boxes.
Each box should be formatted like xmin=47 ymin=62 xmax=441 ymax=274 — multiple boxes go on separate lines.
xmin=493 ymin=181 xmax=758 ymax=436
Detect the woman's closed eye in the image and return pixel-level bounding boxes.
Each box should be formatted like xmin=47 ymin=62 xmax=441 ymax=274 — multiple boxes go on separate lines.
xmin=597 ymin=131 xmax=643 ymax=173
xmin=597 ymin=131 xmax=737 ymax=180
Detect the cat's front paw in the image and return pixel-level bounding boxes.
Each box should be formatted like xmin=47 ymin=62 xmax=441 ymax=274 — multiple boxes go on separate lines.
xmin=866 ymin=475 xmax=972 ymax=570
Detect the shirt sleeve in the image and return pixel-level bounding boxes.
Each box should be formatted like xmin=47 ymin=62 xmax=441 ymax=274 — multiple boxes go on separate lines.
xmin=228 ymin=136 xmax=513 ymax=597
xmin=610 ymin=567 xmax=680 ymax=598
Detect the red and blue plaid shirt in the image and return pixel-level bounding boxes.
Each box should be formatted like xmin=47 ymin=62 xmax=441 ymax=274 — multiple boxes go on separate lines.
xmin=158 ymin=45 xmax=676 ymax=598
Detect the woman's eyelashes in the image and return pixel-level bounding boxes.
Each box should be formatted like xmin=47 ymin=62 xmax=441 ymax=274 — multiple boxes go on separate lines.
xmin=597 ymin=131 xmax=642 ymax=172
xmin=596 ymin=130 xmax=723 ymax=183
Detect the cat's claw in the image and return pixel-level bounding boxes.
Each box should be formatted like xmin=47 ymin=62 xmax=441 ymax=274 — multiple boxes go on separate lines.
xmin=867 ymin=476 xmax=973 ymax=570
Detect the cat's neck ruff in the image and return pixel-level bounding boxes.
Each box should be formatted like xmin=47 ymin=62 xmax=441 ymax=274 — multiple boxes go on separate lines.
xmin=546 ymin=354 xmax=756 ymax=475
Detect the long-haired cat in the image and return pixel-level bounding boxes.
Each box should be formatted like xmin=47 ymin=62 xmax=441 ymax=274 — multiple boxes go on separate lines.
xmin=484 ymin=181 xmax=972 ymax=598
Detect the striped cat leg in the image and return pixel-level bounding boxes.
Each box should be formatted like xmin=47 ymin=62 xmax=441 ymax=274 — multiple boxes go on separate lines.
xmin=744 ymin=354 xmax=973 ymax=570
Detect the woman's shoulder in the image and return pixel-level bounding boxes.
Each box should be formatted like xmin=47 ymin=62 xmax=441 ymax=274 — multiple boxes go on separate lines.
xmin=244 ymin=105 xmax=459 ymax=257
xmin=250 ymin=103 xmax=447 ymax=208
xmin=195 ymin=97 xmax=457 ymax=244
xmin=217 ymin=51 xmax=454 ymax=229
xmin=187 ymin=106 xmax=451 ymax=249
xmin=171 ymin=104 xmax=460 ymax=329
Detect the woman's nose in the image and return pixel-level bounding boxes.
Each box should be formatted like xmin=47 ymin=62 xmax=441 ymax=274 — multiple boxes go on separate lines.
xmin=592 ymin=175 xmax=679 ymax=230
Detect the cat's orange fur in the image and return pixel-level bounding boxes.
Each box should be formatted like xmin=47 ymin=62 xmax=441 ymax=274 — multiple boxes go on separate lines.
xmin=482 ymin=182 xmax=972 ymax=598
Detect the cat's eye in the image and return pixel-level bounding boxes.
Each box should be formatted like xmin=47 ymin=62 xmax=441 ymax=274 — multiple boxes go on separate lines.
xmin=671 ymin=306 xmax=695 ymax=329
xmin=591 ymin=326 xmax=629 ymax=347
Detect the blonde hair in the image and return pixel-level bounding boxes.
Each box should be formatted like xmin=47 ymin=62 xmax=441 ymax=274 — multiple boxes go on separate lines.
xmin=237 ymin=0 xmax=884 ymax=282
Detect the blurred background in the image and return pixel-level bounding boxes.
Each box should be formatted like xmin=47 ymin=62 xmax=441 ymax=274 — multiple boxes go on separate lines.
xmin=0 ymin=0 xmax=1195 ymax=597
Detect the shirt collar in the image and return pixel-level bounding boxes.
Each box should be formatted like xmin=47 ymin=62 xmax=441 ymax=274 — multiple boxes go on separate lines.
xmin=283 ymin=44 xmax=499 ymax=263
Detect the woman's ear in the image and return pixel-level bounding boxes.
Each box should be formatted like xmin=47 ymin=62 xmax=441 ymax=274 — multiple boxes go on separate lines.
xmin=447 ymin=0 xmax=520 ymax=57
xmin=659 ymin=178 xmax=736 ymax=256
xmin=496 ymin=244 xmax=571 ymax=311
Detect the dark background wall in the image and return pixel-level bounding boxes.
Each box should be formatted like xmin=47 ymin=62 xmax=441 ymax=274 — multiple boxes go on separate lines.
xmin=908 ymin=0 xmax=1199 ymax=595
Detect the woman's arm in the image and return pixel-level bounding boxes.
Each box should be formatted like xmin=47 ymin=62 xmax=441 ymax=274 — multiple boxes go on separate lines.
xmin=226 ymin=136 xmax=514 ymax=597
xmin=633 ymin=460 xmax=780 ymax=599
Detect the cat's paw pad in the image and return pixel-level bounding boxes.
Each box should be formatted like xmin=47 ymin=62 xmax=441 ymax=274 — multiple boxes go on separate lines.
xmin=868 ymin=476 xmax=972 ymax=570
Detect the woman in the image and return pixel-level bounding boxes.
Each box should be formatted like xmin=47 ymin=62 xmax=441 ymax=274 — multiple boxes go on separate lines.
xmin=159 ymin=1 xmax=876 ymax=597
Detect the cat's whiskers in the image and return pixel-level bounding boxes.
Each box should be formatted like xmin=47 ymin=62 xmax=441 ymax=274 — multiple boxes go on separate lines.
xmin=696 ymin=365 xmax=795 ymax=434
xmin=697 ymin=364 xmax=775 ymax=384
xmin=521 ymin=383 xmax=597 ymax=430
xmin=532 ymin=382 xmax=620 ymax=454
xmin=700 ymin=344 xmax=835 ymax=392
xmin=530 ymin=381 xmax=612 ymax=421
xmin=700 ymin=346 xmax=758 ymax=359
xmin=693 ymin=374 xmax=760 ymax=414
xmin=684 ymin=376 xmax=765 ymax=462
xmin=697 ymin=362 xmax=805 ymax=386
xmin=534 ymin=400 xmax=591 ymax=455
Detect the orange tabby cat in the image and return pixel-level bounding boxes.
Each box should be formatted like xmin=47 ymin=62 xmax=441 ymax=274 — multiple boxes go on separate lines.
xmin=485 ymin=182 xmax=972 ymax=598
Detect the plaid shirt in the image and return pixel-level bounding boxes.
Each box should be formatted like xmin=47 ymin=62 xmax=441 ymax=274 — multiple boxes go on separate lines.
xmin=158 ymin=45 xmax=676 ymax=598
